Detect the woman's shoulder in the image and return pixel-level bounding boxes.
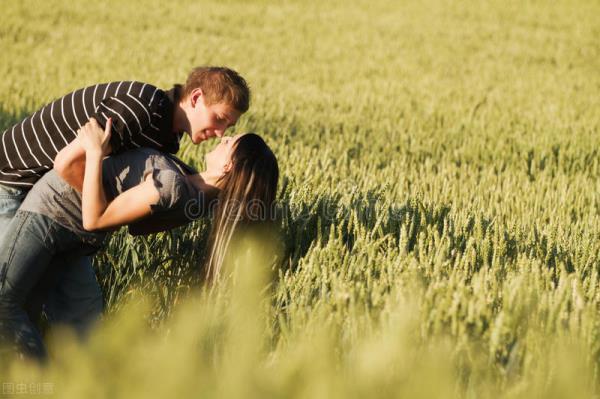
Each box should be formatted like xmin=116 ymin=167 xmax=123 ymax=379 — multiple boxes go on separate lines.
xmin=148 ymin=167 xmax=197 ymax=213
xmin=151 ymin=152 xmax=198 ymax=176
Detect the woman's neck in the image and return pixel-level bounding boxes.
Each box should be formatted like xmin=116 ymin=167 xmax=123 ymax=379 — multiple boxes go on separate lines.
xmin=187 ymin=172 xmax=221 ymax=192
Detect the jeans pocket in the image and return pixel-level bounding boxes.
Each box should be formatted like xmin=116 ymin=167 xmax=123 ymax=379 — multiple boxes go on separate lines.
xmin=0 ymin=184 xmax=26 ymax=199
xmin=0 ymin=185 xmax=26 ymax=219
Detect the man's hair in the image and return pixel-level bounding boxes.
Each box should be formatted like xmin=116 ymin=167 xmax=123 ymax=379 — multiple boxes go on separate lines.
xmin=182 ymin=66 xmax=251 ymax=113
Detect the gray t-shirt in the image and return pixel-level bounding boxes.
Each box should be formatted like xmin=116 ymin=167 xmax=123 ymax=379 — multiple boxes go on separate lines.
xmin=19 ymin=148 xmax=199 ymax=246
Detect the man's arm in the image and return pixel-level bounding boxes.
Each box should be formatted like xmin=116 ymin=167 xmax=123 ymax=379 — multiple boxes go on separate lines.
xmin=54 ymin=118 xmax=112 ymax=193
xmin=54 ymin=138 xmax=87 ymax=193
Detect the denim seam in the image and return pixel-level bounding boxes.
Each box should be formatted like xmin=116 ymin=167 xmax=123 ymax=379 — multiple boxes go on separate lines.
xmin=4 ymin=213 xmax=31 ymax=267
xmin=0 ymin=213 xmax=30 ymax=290
xmin=41 ymin=216 xmax=58 ymax=248
xmin=0 ymin=263 xmax=6 ymax=289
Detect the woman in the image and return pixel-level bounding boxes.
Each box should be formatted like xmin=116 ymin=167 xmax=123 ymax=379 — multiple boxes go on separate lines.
xmin=0 ymin=119 xmax=279 ymax=361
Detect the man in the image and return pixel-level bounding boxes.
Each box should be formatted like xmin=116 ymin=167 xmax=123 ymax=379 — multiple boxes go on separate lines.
xmin=0 ymin=66 xmax=250 ymax=339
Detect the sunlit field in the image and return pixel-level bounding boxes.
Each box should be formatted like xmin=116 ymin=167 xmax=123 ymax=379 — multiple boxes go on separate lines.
xmin=1 ymin=0 xmax=599 ymax=397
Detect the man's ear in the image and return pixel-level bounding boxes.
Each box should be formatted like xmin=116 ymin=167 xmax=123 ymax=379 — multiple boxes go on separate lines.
xmin=190 ymin=88 xmax=204 ymax=108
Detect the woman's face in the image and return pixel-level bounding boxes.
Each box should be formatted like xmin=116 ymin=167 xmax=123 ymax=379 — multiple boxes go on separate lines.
xmin=205 ymin=134 xmax=242 ymax=177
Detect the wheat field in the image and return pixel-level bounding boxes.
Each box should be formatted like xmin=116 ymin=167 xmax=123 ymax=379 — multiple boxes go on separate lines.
xmin=1 ymin=0 xmax=599 ymax=397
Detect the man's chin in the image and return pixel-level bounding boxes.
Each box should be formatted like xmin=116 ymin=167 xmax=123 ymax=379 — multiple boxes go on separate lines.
xmin=190 ymin=132 xmax=206 ymax=144
xmin=194 ymin=135 xmax=206 ymax=144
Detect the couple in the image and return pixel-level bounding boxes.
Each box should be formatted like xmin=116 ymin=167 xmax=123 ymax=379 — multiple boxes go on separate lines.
xmin=0 ymin=66 xmax=278 ymax=361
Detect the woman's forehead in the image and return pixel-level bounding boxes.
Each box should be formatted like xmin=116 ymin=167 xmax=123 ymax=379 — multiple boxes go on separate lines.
xmin=232 ymin=133 xmax=243 ymax=144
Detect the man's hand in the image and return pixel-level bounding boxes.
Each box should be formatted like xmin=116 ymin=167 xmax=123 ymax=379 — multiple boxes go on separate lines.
xmin=77 ymin=117 xmax=112 ymax=156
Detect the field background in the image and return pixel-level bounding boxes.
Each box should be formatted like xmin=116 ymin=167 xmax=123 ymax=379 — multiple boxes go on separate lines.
xmin=1 ymin=0 xmax=600 ymax=397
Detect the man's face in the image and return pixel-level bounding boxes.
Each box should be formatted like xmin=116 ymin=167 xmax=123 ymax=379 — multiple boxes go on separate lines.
xmin=186 ymin=92 xmax=242 ymax=144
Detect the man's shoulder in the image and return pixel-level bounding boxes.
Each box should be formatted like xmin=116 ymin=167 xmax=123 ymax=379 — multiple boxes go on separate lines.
xmin=100 ymin=81 xmax=164 ymax=104
xmin=60 ymin=80 xmax=164 ymax=108
xmin=40 ymin=81 xmax=165 ymax=109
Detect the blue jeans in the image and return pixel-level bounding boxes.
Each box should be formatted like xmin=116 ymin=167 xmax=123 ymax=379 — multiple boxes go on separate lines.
xmin=0 ymin=184 xmax=103 ymax=359
xmin=0 ymin=211 xmax=103 ymax=360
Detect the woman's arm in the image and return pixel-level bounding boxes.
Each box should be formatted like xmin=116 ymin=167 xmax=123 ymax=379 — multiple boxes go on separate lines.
xmin=81 ymin=150 xmax=107 ymax=230
xmin=78 ymin=119 xmax=159 ymax=231
xmin=83 ymin=175 xmax=160 ymax=231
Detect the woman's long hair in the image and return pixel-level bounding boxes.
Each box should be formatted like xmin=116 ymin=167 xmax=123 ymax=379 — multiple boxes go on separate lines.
xmin=205 ymin=133 xmax=279 ymax=284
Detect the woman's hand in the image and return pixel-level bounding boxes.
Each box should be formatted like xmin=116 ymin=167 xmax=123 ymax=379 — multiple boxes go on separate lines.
xmin=77 ymin=117 xmax=112 ymax=157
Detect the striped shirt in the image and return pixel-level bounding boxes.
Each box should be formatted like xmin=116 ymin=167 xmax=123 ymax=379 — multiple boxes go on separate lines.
xmin=0 ymin=81 xmax=182 ymax=190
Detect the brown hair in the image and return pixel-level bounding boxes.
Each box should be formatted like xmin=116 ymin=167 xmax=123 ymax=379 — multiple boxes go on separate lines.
xmin=205 ymin=133 xmax=279 ymax=283
xmin=182 ymin=66 xmax=251 ymax=113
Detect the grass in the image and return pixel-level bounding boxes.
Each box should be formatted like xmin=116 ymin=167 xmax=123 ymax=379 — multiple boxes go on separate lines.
xmin=1 ymin=0 xmax=599 ymax=397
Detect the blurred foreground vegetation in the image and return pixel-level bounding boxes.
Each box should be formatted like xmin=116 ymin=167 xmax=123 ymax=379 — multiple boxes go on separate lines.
xmin=1 ymin=0 xmax=599 ymax=397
